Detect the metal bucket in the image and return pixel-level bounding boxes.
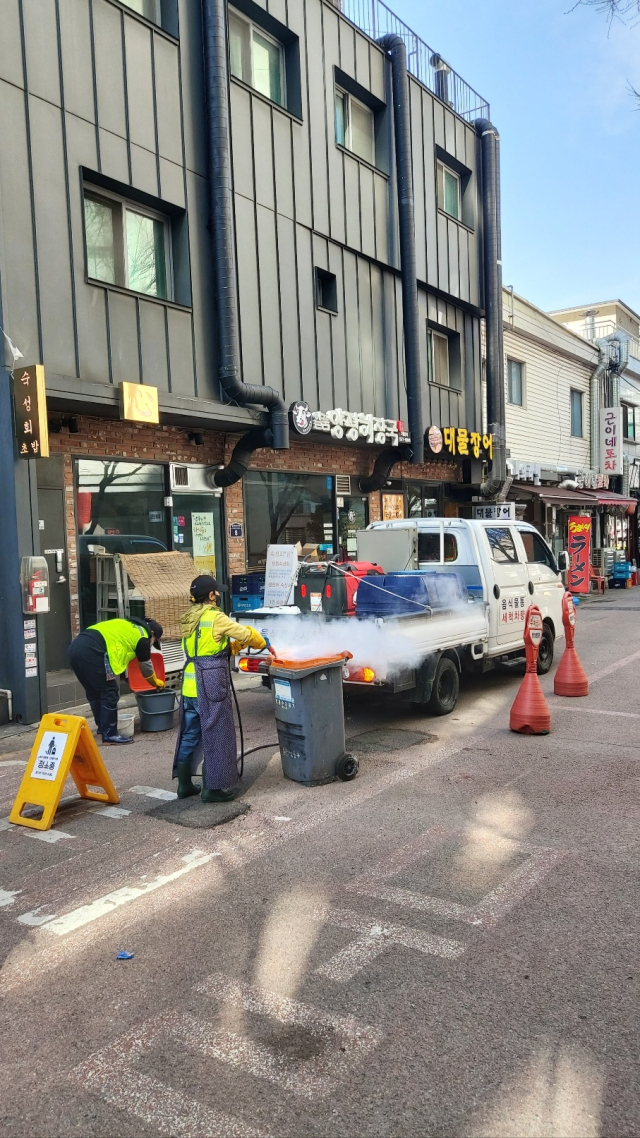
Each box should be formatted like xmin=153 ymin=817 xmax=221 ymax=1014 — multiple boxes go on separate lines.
xmin=135 ymin=690 xmax=178 ymax=732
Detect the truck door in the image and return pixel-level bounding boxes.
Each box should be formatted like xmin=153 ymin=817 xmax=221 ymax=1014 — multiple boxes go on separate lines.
xmin=516 ymin=527 xmax=565 ymax=632
xmin=484 ymin=526 xmax=529 ymax=647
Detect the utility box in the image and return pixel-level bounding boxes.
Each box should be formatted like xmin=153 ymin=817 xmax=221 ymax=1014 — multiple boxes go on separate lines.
xmin=270 ymin=658 xmax=357 ymax=785
xmin=356 ymin=527 xmax=418 ymax=572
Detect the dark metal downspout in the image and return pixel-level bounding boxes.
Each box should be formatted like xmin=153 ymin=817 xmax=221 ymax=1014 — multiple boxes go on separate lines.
xmin=202 ymin=0 xmax=289 ymax=487
xmin=377 ymin=34 xmax=423 ymax=464
xmin=209 ymin=427 xmax=272 ymax=488
xmin=475 ymin=118 xmax=506 ymax=497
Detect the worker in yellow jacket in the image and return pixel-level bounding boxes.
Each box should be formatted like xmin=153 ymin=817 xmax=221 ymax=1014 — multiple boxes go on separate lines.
xmin=173 ymin=575 xmax=267 ymax=801
xmin=69 ymin=616 xmax=164 ymax=743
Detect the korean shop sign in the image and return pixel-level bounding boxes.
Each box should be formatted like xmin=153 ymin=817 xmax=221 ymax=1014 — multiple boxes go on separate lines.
xmin=290 ymin=402 xmax=410 ymax=446
xmin=426 ymin=425 xmax=493 ymax=460
xmin=12 ymin=365 xmax=49 ymax=458
xmin=600 ymin=407 xmax=622 ymax=475
xmin=567 ymin=515 xmax=591 ymax=594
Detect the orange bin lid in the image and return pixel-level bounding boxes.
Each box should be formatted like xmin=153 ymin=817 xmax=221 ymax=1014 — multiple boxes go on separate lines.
xmin=269 ymin=651 xmax=352 ymax=671
xmin=128 ymin=652 xmax=166 ymax=692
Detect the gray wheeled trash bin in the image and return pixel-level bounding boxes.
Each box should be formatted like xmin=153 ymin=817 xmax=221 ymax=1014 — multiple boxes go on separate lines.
xmin=270 ymin=657 xmax=358 ymax=785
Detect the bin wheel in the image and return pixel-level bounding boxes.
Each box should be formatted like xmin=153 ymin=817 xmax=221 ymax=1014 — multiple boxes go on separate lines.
xmin=336 ymin=753 xmax=359 ymax=781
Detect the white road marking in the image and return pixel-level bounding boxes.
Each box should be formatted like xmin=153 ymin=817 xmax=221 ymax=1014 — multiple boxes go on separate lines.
xmin=129 ymin=785 xmax=177 ymax=801
xmin=0 ymin=759 xmax=27 ymax=767
xmin=0 ymin=887 xmax=21 ymax=907
xmin=345 ymin=827 xmax=569 ymax=929
xmin=313 ymin=904 xmax=465 ymax=981
xmin=71 ymin=1013 xmax=268 ymax=1138
xmin=587 ymin=648 xmax=640 ymax=685
xmin=552 ymin=706 xmax=640 ymax=719
xmin=42 ymin=849 xmax=217 ymax=936
xmin=94 ymin=805 xmax=131 ymax=819
xmin=0 ymin=818 xmax=16 ymax=832
xmin=17 ymin=906 xmax=57 ymax=927
xmin=273 ymin=815 xmax=291 ymax=822
xmin=193 ymin=972 xmax=383 ymax=1099
xmin=23 ymin=828 xmax=73 ymax=844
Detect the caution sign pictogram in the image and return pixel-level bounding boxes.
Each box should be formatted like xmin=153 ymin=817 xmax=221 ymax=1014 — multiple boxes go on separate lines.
xmin=9 ymin=714 xmax=119 ymax=831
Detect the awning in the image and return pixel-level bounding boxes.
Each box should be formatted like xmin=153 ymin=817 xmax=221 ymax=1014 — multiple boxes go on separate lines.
xmin=509 ymin=482 xmax=637 ymax=511
xmin=508 ymin=482 xmax=599 ymax=507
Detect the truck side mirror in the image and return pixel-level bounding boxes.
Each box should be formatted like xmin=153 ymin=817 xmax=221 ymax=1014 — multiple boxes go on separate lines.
xmin=557 ymin=551 xmax=569 ymax=573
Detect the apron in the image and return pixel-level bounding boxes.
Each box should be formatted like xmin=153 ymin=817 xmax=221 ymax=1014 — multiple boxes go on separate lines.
xmin=172 ymin=627 xmax=239 ymax=791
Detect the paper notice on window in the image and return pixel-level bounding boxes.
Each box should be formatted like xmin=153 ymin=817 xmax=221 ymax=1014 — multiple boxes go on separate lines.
xmin=192 ymin=512 xmax=216 ymax=576
xmin=264 ymin=545 xmax=298 ymax=607
xmin=32 ymin=731 xmax=68 ymax=781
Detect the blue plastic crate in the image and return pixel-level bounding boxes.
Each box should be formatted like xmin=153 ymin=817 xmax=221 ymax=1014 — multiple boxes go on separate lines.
xmin=232 ymin=573 xmax=265 ymax=596
xmin=232 ymin=594 xmax=264 ymax=611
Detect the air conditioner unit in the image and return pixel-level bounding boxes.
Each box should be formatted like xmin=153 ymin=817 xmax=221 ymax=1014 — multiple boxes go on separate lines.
xmin=335 ymin=475 xmax=351 ymax=495
xmin=169 ymin=464 xmax=222 ymax=495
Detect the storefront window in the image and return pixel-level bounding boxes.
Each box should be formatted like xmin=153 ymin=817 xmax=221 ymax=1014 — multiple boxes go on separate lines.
xmin=75 ymin=459 xmax=168 ymax=626
xmin=245 ymin=471 xmax=334 ymax=567
xmin=406 ymin=483 xmax=439 ymax=517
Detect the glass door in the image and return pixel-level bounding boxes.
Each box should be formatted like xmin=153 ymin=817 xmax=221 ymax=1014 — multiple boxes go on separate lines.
xmin=337 ymin=495 xmax=369 ymax=561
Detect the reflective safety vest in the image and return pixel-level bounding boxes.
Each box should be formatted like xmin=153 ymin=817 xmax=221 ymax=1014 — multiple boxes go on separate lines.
xmin=89 ymin=618 xmax=149 ymax=677
xmin=182 ymin=607 xmax=228 ymax=697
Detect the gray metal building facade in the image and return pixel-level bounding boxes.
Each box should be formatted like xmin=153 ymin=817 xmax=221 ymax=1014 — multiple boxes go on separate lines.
xmin=0 ymin=0 xmax=491 ymax=721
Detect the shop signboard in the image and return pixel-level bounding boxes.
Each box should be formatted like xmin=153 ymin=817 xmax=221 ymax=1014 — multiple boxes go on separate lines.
xmin=426 ymin=425 xmax=493 ymax=460
xmin=382 ymin=494 xmax=405 ymax=521
xmin=473 ymin=504 xmax=515 ymax=520
xmin=12 ymin=365 xmax=49 ymax=458
xmin=289 ymin=402 xmax=410 ymax=446
xmin=600 ymin=407 xmax=622 ymax=475
xmin=264 ymin=545 xmax=298 ymax=607
xmin=567 ymin=516 xmax=592 ymax=593
xmin=120 ymin=381 xmax=159 ymax=424
xmin=192 ymin=512 xmax=216 ymax=576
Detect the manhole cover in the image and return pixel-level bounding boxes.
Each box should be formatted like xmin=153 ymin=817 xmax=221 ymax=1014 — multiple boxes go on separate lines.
xmin=347 ymin=728 xmax=436 ymax=752
xmin=149 ymin=796 xmax=250 ymax=829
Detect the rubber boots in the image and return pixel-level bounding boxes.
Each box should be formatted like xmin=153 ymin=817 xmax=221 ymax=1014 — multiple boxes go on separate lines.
xmin=176 ymin=762 xmax=201 ymax=799
xmin=201 ymin=786 xmax=235 ymax=803
xmin=101 ymin=705 xmax=133 ymax=745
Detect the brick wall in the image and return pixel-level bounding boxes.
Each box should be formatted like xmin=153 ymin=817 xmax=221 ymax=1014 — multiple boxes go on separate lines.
xmin=48 ymin=414 xmax=460 ymax=629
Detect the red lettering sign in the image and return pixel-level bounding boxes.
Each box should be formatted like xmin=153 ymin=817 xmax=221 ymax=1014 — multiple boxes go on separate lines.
xmin=568 ymin=515 xmax=592 ymax=593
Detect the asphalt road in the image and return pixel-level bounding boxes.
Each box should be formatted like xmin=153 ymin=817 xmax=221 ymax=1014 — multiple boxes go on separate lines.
xmin=1 ymin=592 xmax=639 ymax=1137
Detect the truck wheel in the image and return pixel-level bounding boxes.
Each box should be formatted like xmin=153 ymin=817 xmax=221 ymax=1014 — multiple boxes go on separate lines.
xmin=536 ymin=624 xmax=555 ymax=675
xmin=336 ymin=753 xmax=359 ymax=781
xmin=427 ymin=657 xmax=459 ymax=715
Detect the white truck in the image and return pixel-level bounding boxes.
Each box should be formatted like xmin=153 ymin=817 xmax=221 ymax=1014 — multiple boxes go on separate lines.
xmin=347 ymin=517 xmax=568 ymax=714
xmin=234 ymin=517 xmax=568 ymax=717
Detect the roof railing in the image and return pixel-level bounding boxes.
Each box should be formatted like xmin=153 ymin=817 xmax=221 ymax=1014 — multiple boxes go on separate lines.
xmin=335 ymin=0 xmax=490 ymax=122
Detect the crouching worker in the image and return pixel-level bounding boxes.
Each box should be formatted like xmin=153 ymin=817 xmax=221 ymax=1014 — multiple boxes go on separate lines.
xmin=173 ymin=574 xmax=268 ymax=802
xmin=69 ymin=617 xmax=164 ymax=743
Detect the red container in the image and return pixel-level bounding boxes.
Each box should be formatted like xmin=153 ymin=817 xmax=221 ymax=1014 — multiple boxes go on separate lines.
xmin=294 ymin=561 xmax=384 ymax=616
xmin=127 ymin=652 xmax=166 ymax=692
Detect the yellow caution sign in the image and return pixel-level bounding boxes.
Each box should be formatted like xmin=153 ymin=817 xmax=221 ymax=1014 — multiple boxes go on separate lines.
xmin=9 ymin=713 xmax=119 ymax=831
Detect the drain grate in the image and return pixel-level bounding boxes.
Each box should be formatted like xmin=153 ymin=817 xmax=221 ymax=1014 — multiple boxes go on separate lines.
xmin=149 ymin=796 xmax=250 ymax=829
xmin=347 ymin=728 xmax=436 ymax=752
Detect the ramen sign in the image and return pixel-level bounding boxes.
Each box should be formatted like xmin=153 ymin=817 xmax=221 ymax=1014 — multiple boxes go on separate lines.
xmin=567 ymin=515 xmax=591 ymax=594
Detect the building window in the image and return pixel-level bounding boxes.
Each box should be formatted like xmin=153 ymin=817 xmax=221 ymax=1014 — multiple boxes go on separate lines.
xmin=315 ymin=268 xmax=338 ymax=314
xmin=119 ymin=0 xmax=161 ymax=22
xmin=229 ymin=8 xmax=284 ymax=107
xmin=507 ymin=359 xmax=524 ymax=406
xmin=335 ymin=87 xmax=375 ymax=165
xmin=570 ymin=389 xmax=583 ymax=437
xmin=245 ymin=471 xmax=334 ymax=568
xmin=407 ymin=484 xmax=438 ymax=518
xmin=83 ymin=189 xmax=170 ymax=300
xmin=428 ymin=329 xmax=450 ymax=387
xmin=623 ymin=403 xmax=636 ymax=441
xmin=436 ymin=160 xmax=461 ymax=220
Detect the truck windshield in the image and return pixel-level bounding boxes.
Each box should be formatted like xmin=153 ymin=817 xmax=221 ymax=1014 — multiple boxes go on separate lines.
xmin=418 ymin=533 xmax=457 ymax=561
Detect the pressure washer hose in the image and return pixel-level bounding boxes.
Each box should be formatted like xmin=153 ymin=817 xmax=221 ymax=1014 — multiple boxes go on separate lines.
xmin=229 ymin=649 xmax=278 ymax=778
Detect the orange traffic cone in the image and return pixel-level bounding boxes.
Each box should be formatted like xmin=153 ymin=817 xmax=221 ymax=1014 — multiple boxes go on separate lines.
xmin=510 ymin=604 xmax=551 ymax=734
xmin=554 ymin=592 xmax=588 ymax=697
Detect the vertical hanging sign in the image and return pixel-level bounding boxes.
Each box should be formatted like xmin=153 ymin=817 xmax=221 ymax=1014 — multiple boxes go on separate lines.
xmin=600 ymin=406 xmax=622 ymax=475
xmin=567 ymin=516 xmax=592 ymax=594
xmin=12 ymin=365 xmax=49 ymax=458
